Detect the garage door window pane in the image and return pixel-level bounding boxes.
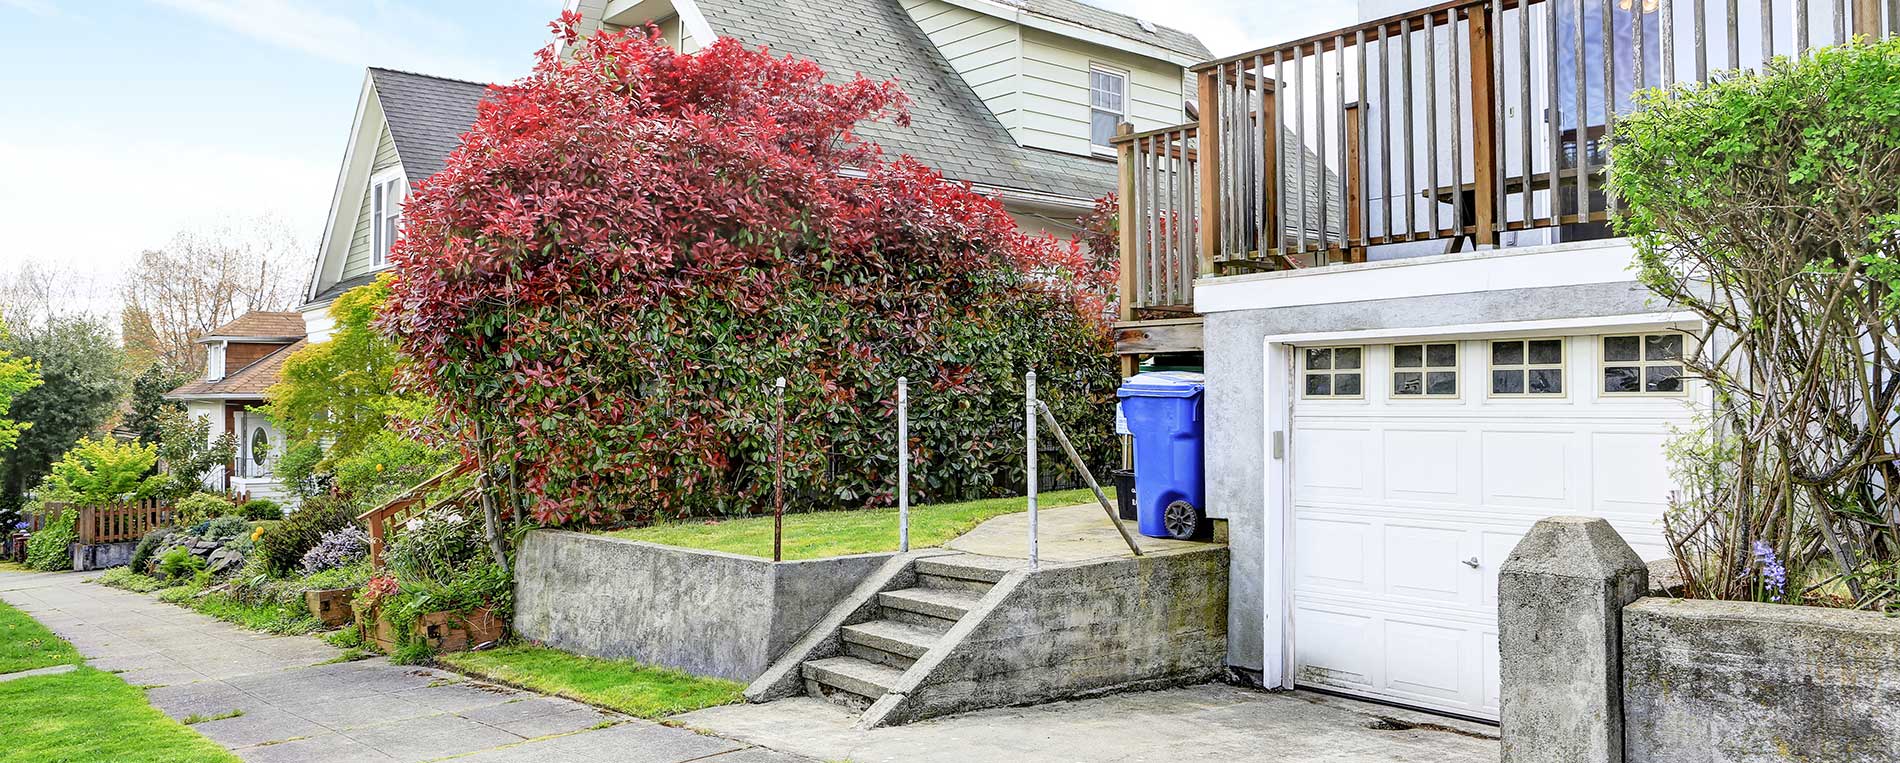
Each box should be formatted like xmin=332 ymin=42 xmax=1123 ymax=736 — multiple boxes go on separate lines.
xmin=1302 ymin=346 xmax=1363 ymax=398
xmin=1426 ymin=371 xmax=1457 ymax=395
xmin=1394 ymin=344 xmax=1422 ymax=368
xmin=1602 ymin=334 xmax=1689 ymax=395
xmin=1490 ymin=338 xmax=1564 ymax=396
xmin=1392 ymin=343 xmax=1458 ymax=397
xmin=1394 ymin=371 xmax=1423 ymax=395
xmin=1425 ymin=343 xmax=1457 ymax=367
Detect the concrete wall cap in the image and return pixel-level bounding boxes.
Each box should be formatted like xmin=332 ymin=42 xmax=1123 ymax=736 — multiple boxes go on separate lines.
xmin=1502 ymin=516 xmax=1645 ymax=580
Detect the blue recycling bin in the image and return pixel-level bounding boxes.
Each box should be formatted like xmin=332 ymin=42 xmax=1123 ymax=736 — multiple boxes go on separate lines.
xmin=1117 ymin=372 xmax=1207 ymax=540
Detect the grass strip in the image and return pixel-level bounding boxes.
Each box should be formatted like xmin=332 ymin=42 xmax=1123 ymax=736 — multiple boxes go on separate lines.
xmin=603 ymin=487 xmax=1110 ymax=560
xmin=0 ymin=597 xmax=81 ymax=675
xmin=437 ymin=644 xmax=743 ymax=718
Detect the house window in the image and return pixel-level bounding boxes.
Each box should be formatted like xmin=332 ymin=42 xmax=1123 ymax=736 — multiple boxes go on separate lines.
xmin=1301 ymin=346 xmax=1363 ymax=398
xmin=1089 ymin=65 xmax=1128 ymax=152
xmin=371 ymin=171 xmax=405 ymax=268
xmin=205 ymin=341 xmax=226 ymax=381
xmin=1602 ymin=333 xmax=1686 ymax=395
xmin=250 ymin=427 xmax=270 ymax=470
xmin=1490 ymin=338 xmax=1565 ymax=396
xmin=1392 ymin=342 xmax=1459 ymax=397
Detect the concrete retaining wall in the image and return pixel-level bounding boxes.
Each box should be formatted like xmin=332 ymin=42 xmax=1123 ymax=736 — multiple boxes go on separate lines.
xmin=512 ymin=530 xmax=893 ymax=681
xmin=1622 ymin=598 xmax=1900 ymax=762
xmin=865 ymin=546 xmax=1229 ymax=726
xmin=71 ymin=541 xmax=135 ymax=571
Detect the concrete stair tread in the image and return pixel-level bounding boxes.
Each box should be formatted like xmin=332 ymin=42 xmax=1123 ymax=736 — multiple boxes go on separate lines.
xmin=802 ymin=656 xmax=904 ymax=699
xmin=914 ymin=554 xmax=1019 ymax=583
xmin=841 ymin=619 xmax=943 ymax=659
xmin=878 ymin=586 xmax=984 ymax=620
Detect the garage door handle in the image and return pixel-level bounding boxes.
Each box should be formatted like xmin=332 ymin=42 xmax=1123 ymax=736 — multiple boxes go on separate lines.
xmin=1461 ymin=557 xmax=1480 ymax=569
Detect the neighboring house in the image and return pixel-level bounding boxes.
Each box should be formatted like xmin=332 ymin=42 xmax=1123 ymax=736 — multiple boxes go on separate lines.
xmin=163 ymin=311 xmax=306 ymax=505
xmin=302 ymin=68 xmax=488 ymax=343
xmin=1113 ymin=0 xmax=1888 ymax=724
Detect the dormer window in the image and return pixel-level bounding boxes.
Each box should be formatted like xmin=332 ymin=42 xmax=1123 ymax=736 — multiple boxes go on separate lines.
xmin=1089 ymin=64 xmax=1128 ymax=153
xmin=205 ymin=341 xmax=227 ymax=381
xmin=371 ymin=169 xmax=406 ymax=268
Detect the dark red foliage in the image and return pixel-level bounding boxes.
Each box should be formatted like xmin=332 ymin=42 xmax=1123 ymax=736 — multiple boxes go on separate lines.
xmin=381 ymin=16 xmax=1116 ymax=524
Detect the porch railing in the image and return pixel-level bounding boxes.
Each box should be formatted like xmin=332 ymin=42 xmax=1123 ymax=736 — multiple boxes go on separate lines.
xmin=1117 ymin=0 xmax=1897 ymax=310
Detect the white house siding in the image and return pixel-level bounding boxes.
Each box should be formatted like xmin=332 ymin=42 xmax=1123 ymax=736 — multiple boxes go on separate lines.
xmin=300 ymin=305 xmax=337 ymax=346
xmin=341 ymin=121 xmax=401 ymax=281
xmin=1017 ymin=27 xmax=1185 ymax=156
xmin=901 ymin=0 xmax=1021 ymax=132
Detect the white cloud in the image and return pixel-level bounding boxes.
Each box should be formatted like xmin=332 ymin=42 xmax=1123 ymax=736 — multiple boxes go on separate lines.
xmin=0 ymin=0 xmax=58 ymax=17
xmin=1082 ymin=0 xmax=1357 ymax=56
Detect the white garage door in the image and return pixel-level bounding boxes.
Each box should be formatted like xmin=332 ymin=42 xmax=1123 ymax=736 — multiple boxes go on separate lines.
xmin=1288 ymin=332 xmax=1695 ymax=720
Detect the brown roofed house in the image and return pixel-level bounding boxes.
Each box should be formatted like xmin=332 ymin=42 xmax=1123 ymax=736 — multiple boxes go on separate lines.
xmin=164 ymin=311 xmax=306 ymax=505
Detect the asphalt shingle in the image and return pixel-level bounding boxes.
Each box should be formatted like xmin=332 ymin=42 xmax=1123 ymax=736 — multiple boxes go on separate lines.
xmin=367 ymin=68 xmax=491 ymax=183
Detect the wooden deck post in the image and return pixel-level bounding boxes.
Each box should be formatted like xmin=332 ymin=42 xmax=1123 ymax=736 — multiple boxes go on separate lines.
xmin=1197 ymin=67 xmax=1221 ymax=276
xmin=1466 ymin=7 xmax=1498 ymax=247
xmin=1115 ymin=123 xmax=1140 ymax=381
xmin=1343 ymin=103 xmax=1364 ymax=263
xmin=1853 ymin=0 xmax=1882 ymax=39
xmin=1259 ymin=77 xmax=1280 ymax=261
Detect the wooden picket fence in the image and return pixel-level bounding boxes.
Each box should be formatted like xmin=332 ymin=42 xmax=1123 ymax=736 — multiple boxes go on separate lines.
xmin=43 ymin=499 xmax=176 ymax=545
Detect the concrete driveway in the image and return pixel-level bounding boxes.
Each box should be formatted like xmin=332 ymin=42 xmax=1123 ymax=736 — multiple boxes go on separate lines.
xmin=680 ymin=682 xmax=1501 ymax=762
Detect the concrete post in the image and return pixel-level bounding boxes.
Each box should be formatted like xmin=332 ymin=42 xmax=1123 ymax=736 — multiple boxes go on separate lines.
xmin=1499 ymin=516 xmax=1648 ymax=763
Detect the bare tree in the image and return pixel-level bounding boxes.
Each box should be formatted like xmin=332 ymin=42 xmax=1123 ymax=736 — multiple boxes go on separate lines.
xmin=0 ymin=262 xmax=107 ymax=328
xmin=122 ymin=216 xmax=313 ymax=373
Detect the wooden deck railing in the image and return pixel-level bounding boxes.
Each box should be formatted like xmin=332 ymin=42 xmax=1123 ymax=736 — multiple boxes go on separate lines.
xmin=358 ymin=461 xmax=477 ymax=571
xmin=1116 ymin=0 xmax=1896 ymax=304
xmin=65 ymin=499 xmax=176 ymax=545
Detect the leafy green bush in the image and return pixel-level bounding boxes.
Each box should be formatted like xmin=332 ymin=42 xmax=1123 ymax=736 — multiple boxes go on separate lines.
xmin=385 ymin=508 xmax=483 ymax=588
xmin=25 ymin=508 xmax=74 ymax=571
xmin=157 ymin=547 xmax=205 ymax=582
xmin=96 ymin=567 xmax=167 ymax=593
xmin=153 ymin=407 xmax=235 ymax=499
xmin=39 ymin=437 xmax=164 ymax=504
xmin=331 ymin=430 xmax=453 ymax=507
xmin=239 ymin=499 xmax=282 ymax=521
xmin=172 ymin=492 xmax=234 ymax=526
xmin=198 ymin=516 xmax=249 ymax=543
xmin=256 ymin=495 xmax=358 ymax=575
xmin=128 ymin=528 xmax=170 ymax=574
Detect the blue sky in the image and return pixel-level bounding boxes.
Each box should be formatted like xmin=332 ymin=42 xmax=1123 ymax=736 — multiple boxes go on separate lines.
xmin=0 ymin=0 xmax=1348 ymax=303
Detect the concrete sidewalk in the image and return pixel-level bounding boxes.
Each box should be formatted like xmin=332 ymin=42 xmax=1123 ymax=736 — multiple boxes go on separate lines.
xmin=680 ymin=683 xmax=1501 ymax=763
xmin=0 ymin=569 xmax=808 ymax=763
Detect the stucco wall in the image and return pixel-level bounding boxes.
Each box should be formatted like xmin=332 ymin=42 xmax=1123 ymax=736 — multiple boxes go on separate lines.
xmin=1203 ymin=275 xmax=1660 ymax=675
xmin=512 ymin=530 xmax=893 ymax=681
xmin=1621 ymin=598 xmax=1900 ymax=762
xmin=866 ymin=546 xmax=1228 ymax=726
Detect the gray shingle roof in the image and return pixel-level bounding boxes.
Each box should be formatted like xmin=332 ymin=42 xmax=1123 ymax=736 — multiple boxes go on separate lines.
xmin=368 ymin=68 xmax=491 ymax=183
xmin=1016 ymin=0 xmax=1211 ymax=60
xmin=694 ymin=0 xmax=1121 ymax=200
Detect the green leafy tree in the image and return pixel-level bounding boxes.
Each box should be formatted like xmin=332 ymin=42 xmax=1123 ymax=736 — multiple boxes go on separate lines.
xmin=125 ymin=363 xmax=189 ymax=445
xmin=153 ymin=407 xmax=236 ymax=498
xmin=40 ymin=436 xmax=163 ymax=505
xmin=0 ymin=315 xmax=125 ymax=513
xmin=0 ymin=319 xmax=42 ymax=454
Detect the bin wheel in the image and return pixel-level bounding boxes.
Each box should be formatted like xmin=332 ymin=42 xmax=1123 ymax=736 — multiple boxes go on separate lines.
xmin=1163 ymin=500 xmax=1202 ymax=540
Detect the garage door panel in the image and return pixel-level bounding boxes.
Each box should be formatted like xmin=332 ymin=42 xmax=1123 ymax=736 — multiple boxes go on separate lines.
xmin=1480 ymin=630 xmax=1501 ymax=716
xmin=1293 ymin=426 xmax=1372 ymax=497
xmin=1381 ymin=619 xmax=1467 ymax=701
xmin=1293 ymin=606 xmax=1378 ymax=690
xmin=1480 ymin=430 xmax=1573 ymax=507
xmin=1480 ymin=530 xmax=1524 ymax=606
xmin=1592 ymin=431 xmax=1674 ymax=511
xmin=1381 ymin=429 xmax=1464 ymax=501
xmin=1381 ymin=523 xmax=1470 ymax=604
xmin=1294 ymin=516 xmax=1374 ymax=593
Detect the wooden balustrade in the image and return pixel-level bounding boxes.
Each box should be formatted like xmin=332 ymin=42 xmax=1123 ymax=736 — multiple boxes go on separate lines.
xmin=1117 ymin=0 xmax=1896 ymax=291
xmin=358 ymin=461 xmax=478 ymax=571
xmin=67 ymin=499 xmax=175 ymax=545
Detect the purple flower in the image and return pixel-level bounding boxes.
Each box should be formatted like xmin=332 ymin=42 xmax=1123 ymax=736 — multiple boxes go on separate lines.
xmin=1751 ymin=540 xmax=1787 ymax=603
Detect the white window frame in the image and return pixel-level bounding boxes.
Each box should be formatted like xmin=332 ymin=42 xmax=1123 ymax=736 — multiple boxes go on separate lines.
xmin=370 ymin=168 xmax=407 ymax=269
xmin=205 ymin=341 xmax=227 ymax=381
xmin=1487 ymin=337 xmax=1568 ymax=398
xmin=1299 ymin=345 xmax=1365 ymax=400
xmin=1599 ymin=332 xmax=1691 ymax=397
xmin=1088 ymin=63 xmax=1130 ymax=155
xmin=1390 ymin=341 xmax=1461 ymax=399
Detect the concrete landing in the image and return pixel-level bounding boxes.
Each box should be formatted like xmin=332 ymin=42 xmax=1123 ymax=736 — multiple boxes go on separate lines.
xmin=944 ymin=501 xmax=1211 ymax=563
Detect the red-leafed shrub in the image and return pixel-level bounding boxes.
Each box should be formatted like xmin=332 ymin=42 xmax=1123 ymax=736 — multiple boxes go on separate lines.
xmin=381 ymin=17 xmax=1117 ymax=525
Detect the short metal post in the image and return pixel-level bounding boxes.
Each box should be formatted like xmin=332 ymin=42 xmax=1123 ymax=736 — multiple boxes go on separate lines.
xmin=773 ymin=376 xmax=786 ymax=563
xmin=897 ymin=377 xmax=909 ymax=553
xmin=1026 ymin=371 xmax=1038 ymax=569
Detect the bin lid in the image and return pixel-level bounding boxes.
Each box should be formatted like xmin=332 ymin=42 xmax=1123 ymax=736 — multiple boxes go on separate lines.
xmin=1117 ymin=371 xmax=1205 ymax=399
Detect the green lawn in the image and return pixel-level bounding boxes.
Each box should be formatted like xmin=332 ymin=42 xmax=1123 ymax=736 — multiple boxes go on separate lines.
xmin=603 ymin=488 xmax=1110 ymax=561
xmin=437 ymin=645 xmax=744 ymax=718
xmin=0 ymin=598 xmax=80 ymax=675
xmin=0 ymin=601 xmax=238 ymax=763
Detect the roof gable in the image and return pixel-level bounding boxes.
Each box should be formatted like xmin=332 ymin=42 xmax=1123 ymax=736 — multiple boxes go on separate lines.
xmin=367 ymin=68 xmax=491 ymax=183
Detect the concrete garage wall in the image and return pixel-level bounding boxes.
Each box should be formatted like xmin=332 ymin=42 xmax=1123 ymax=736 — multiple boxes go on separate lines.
xmin=513 ymin=530 xmax=893 ymax=681
xmin=865 ymin=546 xmax=1228 ymax=726
xmin=1622 ymin=598 xmax=1900 ymax=763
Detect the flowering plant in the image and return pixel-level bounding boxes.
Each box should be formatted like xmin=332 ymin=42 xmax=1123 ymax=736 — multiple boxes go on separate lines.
xmin=359 ymin=575 xmax=400 ymax=608
xmin=380 ymin=15 xmax=1117 ymax=525
xmin=300 ymin=526 xmax=371 ymax=575
xmin=384 ymin=508 xmax=484 ymax=587
xmin=1751 ymin=540 xmax=1788 ymax=603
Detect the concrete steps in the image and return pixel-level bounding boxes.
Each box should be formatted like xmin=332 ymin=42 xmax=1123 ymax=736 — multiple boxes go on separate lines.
xmin=800 ymin=554 xmax=1006 ymax=712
